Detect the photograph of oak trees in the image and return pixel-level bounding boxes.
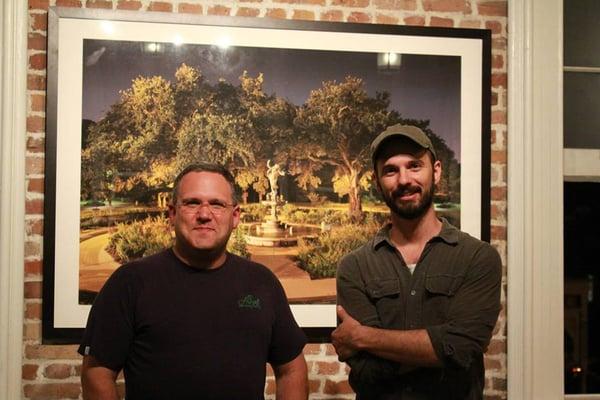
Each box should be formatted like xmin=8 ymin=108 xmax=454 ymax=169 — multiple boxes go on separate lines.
xmin=78 ymin=38 xmax=461 ymax=305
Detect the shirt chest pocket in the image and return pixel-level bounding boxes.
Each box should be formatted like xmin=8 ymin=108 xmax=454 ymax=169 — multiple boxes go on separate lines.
xmin=423 ymin=274 xmax=464 ymax=324
xmin=365 ymin=278 xmax=403 ymax=326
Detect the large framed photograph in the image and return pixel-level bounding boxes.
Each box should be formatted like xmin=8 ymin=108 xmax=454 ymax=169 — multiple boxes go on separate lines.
xmin=43 ymin=7 xmax=491 ymax=343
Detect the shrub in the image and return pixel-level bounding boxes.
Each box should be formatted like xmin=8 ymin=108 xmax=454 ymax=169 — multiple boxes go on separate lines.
xmin=106 ymin=216 xmax=172 ymax=263
xmin=278 ymin=204 xmax=299 ymax=222
xmin=240 ymin=203 xmax=267 ymax=223
xmin=80 ymin=206 xmax=165 ymax=229
xmin=364 ymin=211 xmax=389 ymax=226
xmin=227 ymin=227 xmax=251 ymax=259
xmin=296 ymin=222 xmax=380 ymax=279
xmin=279 ymin=205 xmax=352 ymax=226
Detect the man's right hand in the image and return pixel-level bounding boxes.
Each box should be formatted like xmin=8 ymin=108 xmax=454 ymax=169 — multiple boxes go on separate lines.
xmin=332 ymin=305 xmax=364 ymax=361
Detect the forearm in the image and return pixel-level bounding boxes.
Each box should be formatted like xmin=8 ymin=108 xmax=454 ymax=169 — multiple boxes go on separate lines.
xmin=354 ymin=326 xmax=441 ymax=367
xmin=274 ymin=354 xmax=308 ymax=400
xmin=81 ymin=373 xmax=119 ymax=400
xmin=345 ymin=351 xmax=414 ymax=384
xmin=82 ymin=381 xmax=119 ymax=400
xmin=275 ymin=373 xmax=308 ymax=400
xmin=81 ymin=356 xmax=120 ymax=400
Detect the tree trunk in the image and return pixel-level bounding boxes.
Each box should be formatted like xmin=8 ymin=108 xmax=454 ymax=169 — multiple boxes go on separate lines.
xmin=347 ymin=171 xmax=363 ymax=222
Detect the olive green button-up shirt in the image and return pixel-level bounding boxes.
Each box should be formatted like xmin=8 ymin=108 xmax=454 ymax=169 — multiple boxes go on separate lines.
xmin=336 ymin=219 xmax=502 ymax=400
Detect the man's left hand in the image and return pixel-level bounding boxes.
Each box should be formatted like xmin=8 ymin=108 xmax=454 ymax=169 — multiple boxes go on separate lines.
xmin=331 ymin=305 xmax=362 ymax=361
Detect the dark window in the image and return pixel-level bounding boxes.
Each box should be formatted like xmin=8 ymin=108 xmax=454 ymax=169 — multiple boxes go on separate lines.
xmin=564 ymin=182 xmax=600 ymax=394
xmin=564 ymin=72 xmax=600 ymax=149
xmin=564 ymin=0 xmax=600 ymax=67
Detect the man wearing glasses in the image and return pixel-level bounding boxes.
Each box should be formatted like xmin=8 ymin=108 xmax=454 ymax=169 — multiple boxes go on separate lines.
xmin=79 ymin=163 xmax=308 ymax=400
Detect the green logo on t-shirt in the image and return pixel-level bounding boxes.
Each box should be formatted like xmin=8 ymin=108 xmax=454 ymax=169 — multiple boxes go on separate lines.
xmin=238 ymin=294 xmax=261 ymax=310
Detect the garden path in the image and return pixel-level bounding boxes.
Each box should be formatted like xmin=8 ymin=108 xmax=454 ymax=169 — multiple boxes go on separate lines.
xmin=79 ymin=232 xmax=119 ymax=293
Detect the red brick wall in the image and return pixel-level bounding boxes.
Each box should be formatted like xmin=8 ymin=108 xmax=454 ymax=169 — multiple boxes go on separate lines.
xmin=24 ymin=0 xmax=508 ymax=398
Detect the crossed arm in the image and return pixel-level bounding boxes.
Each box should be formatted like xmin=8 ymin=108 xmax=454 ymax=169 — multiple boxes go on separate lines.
xmin=332 ymin=305 xmax=441 ymax=367
xmin=333 ymin=246 xmax=502 ymax=383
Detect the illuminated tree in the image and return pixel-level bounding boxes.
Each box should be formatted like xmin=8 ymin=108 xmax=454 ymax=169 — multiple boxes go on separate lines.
xmin=291 ymin=76 xmax=391 ymax=219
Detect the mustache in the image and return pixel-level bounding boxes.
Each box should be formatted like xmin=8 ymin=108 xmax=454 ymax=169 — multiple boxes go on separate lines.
xmin=391 ymin=185 xmax=421 ymax=199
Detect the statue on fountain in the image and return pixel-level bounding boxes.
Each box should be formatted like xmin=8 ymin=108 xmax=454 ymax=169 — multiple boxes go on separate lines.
xmin=243 ymin=159 xmax=319 ymax=247
xmin=266 ymin=159 xmax=285 ymax=201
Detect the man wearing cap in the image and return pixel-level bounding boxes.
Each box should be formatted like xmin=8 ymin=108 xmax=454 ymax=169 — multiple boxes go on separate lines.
xmin=332 ymin=124 xmax=502 ymax=399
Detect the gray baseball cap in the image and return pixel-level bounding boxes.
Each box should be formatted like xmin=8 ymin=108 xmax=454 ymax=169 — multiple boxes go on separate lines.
xmin=370 ymin=124 xmax=437 ymax=164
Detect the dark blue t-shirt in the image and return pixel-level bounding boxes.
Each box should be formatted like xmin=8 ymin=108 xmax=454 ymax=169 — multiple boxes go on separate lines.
xmin=78 ymin=249 xmax=306 ymax=399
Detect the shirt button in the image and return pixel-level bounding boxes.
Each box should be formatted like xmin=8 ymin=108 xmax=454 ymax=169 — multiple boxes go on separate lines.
xmin=410 ymin=290 xmax=416 ymax=296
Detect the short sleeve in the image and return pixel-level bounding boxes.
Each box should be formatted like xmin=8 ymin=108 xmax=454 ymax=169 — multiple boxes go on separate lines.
xmin=77 ymin=266 xmax=137 ymax=371
xmin=267 ymin=275 xmax=307 ymax=366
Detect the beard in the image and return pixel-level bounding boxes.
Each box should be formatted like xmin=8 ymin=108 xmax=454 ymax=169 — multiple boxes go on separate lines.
xmin=382 ymin=181 xmax=435 ymax=220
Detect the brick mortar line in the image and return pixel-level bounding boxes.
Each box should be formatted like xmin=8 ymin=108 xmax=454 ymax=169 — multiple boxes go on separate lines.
xmin=25 ymin=135 xmax=46 ymax=140
xmin=306 ymin=351 xmax=337 ymax=357
xmin=25 ymin=194 xmax=45 ymax=201
xmin=24 ymin=232 xmax=43 ymax=239
xmin=22 ymin=359 xmax=83 ymax=366
xmin=23 ymin=317 xmax=42 ymax=323
xmin=23 ymin=377 xmax=83 ymax=384
xmin=310 ymin=372 xmax=349 ymax=379
xmin=24 ymin=276 xmax=43 ymax=284
xmin=25 ymin=213 xmax=45 ymax=220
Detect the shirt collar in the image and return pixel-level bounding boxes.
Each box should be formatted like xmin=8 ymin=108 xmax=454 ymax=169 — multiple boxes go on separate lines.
xmin=372 ymin=217 xmax=459 ymax=250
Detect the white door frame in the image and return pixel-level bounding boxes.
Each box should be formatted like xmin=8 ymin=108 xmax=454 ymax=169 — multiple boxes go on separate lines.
xmin=0 ymin=0 xmax=27 ymax=399
xmin=507 ymin=0 xmax=565 ymax=399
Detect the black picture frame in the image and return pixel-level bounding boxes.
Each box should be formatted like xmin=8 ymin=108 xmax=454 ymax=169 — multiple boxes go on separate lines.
xmin=43 ymin=6 xmax=491 ymax=344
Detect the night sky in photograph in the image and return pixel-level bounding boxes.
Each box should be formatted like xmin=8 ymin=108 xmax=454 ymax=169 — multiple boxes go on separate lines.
xmin=82 ymin=39 xmax=461 ymax=158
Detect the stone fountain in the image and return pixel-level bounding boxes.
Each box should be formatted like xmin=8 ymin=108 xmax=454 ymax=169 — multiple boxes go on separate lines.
xmin=244 ymin=160 xmax=319 ymax=247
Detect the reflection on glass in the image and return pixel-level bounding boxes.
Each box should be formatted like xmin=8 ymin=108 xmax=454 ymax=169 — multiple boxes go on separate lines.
xmin=564 ymin=72 xmax=600 ymax=149
xmin=564 ymin=0 xmax=600 ymax=67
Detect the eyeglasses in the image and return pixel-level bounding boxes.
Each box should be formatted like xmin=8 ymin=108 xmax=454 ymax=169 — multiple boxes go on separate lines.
xmin=178 ymin=199 xmax=236 ymax=216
